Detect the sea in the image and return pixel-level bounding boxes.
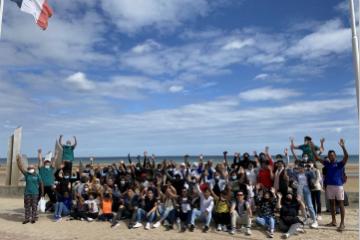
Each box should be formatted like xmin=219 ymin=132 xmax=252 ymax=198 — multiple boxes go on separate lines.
xmin=1 ymin=155 xmax=358 ymax=165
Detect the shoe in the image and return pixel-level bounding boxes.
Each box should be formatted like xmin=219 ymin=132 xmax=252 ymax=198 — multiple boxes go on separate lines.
xmin=203 ymin=225 xmax=209 ymax=233
xmin=55 ymin=217 xmax=62 ymax=222
xmin=80 ymin=218 xmax=85 ymax=221
xmin=267 ymin=230 xmax=274 ymax=238
xmin=22 ymin=220 xmax=30 ymax=224
xmin=31 ymin=220 xmax=36 ymax=224
xmin=282 ymin=233 xmax=290 ymax=239
xmin=153 ymin=221 xmax=161 ymax=228
xmin=87 ymin=217 xmax=94 ymax=222
xmin=145 ymin=222 xmax=151 ymax=230
xmin=216 ymin=224 xmax=222 ymax=231
xmin=230 ymin=229 xmax=235 ymax=235
xmin=222 ymin=225 xmax=228 ymax=232
xmin=317 ymin=215 xmax=322 ymax=221
xmin=132 ymin=222 xmax=143 ymax=228
xmin=180 ymin=226 xmax=186 ymax=232
xmin=310 ymin=221 xmax=318 ymax=229
xmin=296 ymin=227 xmax=305 ymax=233
xmin=245 ymin=228 xmax=252 ymax=235
xmin=111 ymin=222 xmax=120 ymax=228
xmin=189 ymin=224 xmax=195 ymax=232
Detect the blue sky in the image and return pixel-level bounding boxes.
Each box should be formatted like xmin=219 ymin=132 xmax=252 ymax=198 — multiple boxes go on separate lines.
xmin=0 ymin=0 xmax=358 ymax=157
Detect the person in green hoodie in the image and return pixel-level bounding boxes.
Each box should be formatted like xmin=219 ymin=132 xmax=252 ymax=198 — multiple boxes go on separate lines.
xmin=17 ymin=154 xmax=44 ymax=224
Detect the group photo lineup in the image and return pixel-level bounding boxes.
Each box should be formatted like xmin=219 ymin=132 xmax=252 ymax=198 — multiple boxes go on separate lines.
xmin=0 ymin=0 xmax=358 ymax=240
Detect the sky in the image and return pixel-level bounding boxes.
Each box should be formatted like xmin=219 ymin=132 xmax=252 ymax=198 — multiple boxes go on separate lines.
xmin=0 ymin=0 xmax=358 ymax=157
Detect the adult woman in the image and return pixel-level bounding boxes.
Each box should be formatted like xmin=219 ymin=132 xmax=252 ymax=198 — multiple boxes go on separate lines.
xmin=17 ymin=154 xmax=44 ymax=224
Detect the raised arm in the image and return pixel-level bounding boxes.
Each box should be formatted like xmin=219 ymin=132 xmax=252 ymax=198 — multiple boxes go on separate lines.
xmin=339 ymin=139 xmax=349 ymax=165
xmin=16 ymin=154 xmax=26 ymax=175
xmin=59 ymin=134 xmax=64 ymax=146
xmin=311 ymin=142 xmax=324 ymax=165
xmin=284 ymin=148 xmax=289 ymax=166
xmin=319 ymin=138 xmax=325 ymax=154
xmin=209 ymin=186 xmax=219 ymax=201
xmin=290 ymin=137 xmax=300 ymax=149
xmin=264 ymin=146 xmax=273 ymax=165
xmin=290 ymin=144 xmax=298 ymax=162
xmin=73 ymin=136 xmax=77 ymax=148
xmin=38 ymin=149 xmax=43 ymax=169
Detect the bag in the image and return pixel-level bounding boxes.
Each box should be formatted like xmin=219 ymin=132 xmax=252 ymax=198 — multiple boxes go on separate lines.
xmin=38 ymin=197 xmax=47 ymax=213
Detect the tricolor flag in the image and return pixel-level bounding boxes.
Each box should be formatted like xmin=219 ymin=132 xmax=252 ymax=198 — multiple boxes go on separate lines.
xmin=11 ymin=0 xmax=53 ymax=30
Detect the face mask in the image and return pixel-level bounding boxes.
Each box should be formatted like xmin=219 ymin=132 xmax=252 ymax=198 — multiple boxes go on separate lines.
xmin=64 ymin=176 xmax=70 ymax=179
xmin=191 ymin=179 xmax=196 ymax=183
xmin=127 ymin=169 xmax=132 ymax=173
xmin=84 ymin=188 xmax=89 ymax=192
xmin=304 ymin=157 xmax=309 ymax=161
xmin=120 ymin=180 xmax=126 ymax=185
xmin=45 ymin=165 xmax=50 ymax=169
xmin=215 ymin=176 xmax=220 ymax=180
xmin=231 ymin=176 xmax=237 ymax=180
xmin=28 ymin=169 xmax=35 ymax=174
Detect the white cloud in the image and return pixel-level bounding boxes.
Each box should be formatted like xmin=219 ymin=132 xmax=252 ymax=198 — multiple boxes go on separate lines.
xmin=287 ymin=19 xmax=351 ymax=59
xmin=100 ymin=0 xmax=210 ymax=33
xmin=239 ymin=87 xmax=301 ymax=101
xmin=169 ymin=85 xmax=184 ymax=93
xmin=222 ymin=39 xmax=254 ymax=50
xmin=132 ymin=39 xmax=161 ymax=53
xmin=65 ymin=72 xmax=96 ymax=91
xmin=254 ymin=73 xmax=269 ymax=80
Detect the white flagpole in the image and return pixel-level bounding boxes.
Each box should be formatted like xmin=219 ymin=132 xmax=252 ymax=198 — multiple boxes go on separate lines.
xmin=350 ymin=0 xmax=360 ymax=114
xmin=0 ymin=0 xmax=4 ymax=39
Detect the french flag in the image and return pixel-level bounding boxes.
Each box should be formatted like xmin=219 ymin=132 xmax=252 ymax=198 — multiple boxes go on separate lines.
xmin=11 ymin=0 xmax=53 ymax=30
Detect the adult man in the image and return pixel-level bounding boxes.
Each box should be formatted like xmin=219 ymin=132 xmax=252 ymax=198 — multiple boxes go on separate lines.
xmin=58 ymin=135 xmax=77 ymax=176
xmin=312 ymin=139 xmax=348 ymax=232
xmin=230 ymin=191 xmax=252 ymax=235
xmin=291 ymin=136 xmax=324 ymax=161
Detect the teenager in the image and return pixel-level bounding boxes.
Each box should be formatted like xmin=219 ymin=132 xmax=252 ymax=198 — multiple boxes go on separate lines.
xmin=230 ymin=191 xmax=252 ymax=235
xmin=133 ymin=189 xmax=158 ymax=230
xmin=255 ymin=188 xmax=277 ymax=238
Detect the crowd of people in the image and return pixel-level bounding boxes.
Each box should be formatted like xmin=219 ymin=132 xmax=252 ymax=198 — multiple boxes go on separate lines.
xmin=16 ymin=135 xmax=349 ymax=239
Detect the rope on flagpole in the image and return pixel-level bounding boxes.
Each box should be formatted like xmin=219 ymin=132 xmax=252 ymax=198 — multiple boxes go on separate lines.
xmin=0 ymin=0 xmax=4 ymax=39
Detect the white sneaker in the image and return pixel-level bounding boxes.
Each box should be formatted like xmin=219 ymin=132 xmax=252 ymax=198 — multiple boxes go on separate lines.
xmin=296 ymin=227 xmax=305 ymax=233
xmin=282 ymin=233 xmax=290 ymax=239
xmin=316 ymin=215 xmax=322 ymax=221
xmin=222 ymin=225 xmax=227 ymax=232
xmin=216 ymin=224 xmax=222 ymax=231
xmin=145 ymin=222 xmax=151 ymax=230
xmin=153 ymin=221 xmax=161 ymax=228
xmin=55 ymin=217 xmax=62 ymax=222
xmin=132 ymin=222 xmax=143 ymax=228
xmin=310 ymin=221 xmax=318 ymax=229
xmin=87 ymin=217 xmax=93 ymax=222
xmin=245 ymin=228 xmax=252 ymax=235
xmin=230 ymin=229 xmax=235 ymax=235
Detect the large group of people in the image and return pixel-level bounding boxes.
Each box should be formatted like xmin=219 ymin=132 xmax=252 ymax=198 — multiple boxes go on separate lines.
xmin=16 ymin=135 xmax=349 ymax=238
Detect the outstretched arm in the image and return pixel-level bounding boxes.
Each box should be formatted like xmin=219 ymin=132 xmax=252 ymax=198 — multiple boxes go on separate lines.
xmin=290 ymin=145 xmax=298 ymax=162
xmin=320 ymin=138 xmax=325 ymax=154
xmin=290 ymin=137 xmax=300 ymax=149
xmin=38 ymin=149 xmax=43 ymax=169
xmin=73 ymin=136 xmax=77 ymax=148
xmin=16 ymin=154 xmax=26 ymax=175
xmin=339 ymin=139 xmax=349 ymax=165
xmin=311 ymin=142 xmax=324 ymax=165
xmin=59 ymin=135 xmax=64 ymax=146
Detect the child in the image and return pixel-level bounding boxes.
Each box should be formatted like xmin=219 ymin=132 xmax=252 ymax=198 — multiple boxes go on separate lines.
xmin=84 ymin=193 xmax=100 ymax=221
xmin=98 ymin=191 xmax=114 ymax=221
xmin=211 ymin=189 xmax=231 ymax=232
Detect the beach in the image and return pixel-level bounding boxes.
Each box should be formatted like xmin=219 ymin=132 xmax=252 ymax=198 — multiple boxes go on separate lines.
xmin=0 ymin=164 xmax=357 ymax=240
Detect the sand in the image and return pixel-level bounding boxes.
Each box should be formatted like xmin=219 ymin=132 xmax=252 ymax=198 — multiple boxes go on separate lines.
xmin=0 ymin=197 xmax=357 ymax=240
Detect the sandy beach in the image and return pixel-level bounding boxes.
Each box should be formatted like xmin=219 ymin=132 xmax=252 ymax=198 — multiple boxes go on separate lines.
xmin=0 ymin=197 xmax=357 ymax=240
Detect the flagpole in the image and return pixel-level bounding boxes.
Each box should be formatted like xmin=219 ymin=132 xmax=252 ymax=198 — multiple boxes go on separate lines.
xmin=350 ymin=0 xmax=360 ymax=114
xmin=0 ymin=0 xmax=4 ymax=39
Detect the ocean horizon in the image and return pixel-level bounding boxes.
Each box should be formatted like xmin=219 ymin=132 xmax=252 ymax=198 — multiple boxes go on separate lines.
xmin=1 ymin=155 xmax=359 ymax=165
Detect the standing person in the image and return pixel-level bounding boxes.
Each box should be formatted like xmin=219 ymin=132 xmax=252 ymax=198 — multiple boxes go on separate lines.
xmin=37 ymin=149 xmax=56 ymax=211
xmin=16 ymin=155 xmax=44 ymax=224
xmin=312 ymin=139 xmax=348 ymax=232
xmin=58 ymin=134 xmax=77 ymax=176
xmin=308 ymin=161 xmax=323 ymax=221
xmin=290 ymin=136 xmax=324 ymax=161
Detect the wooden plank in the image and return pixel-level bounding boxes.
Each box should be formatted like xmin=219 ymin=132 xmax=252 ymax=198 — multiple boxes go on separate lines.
xmin=4 ymin=135 xmax=13 ymax=186
xmin=10 ymin=127 xmax=22 ymax=186
xmin=54 ymin=140 xmax=63 ymax=169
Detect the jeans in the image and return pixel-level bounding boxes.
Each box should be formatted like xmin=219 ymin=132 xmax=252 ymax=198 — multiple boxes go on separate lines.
xmin=190 ymin=209 xmax=212 ymax=227
xmin=302 ymin=186 xmax=316 ymax=221
xmin=136 ymin=208 xmax=156 ymax=223
xmin=54 ymin=202 xmax=70 ymax=218
xmin=158 ymin=207 xmax=176 ymax=224
xmin=311 ymin=190 xmax=322 ymax=215
xmin=256 ymin=216 xmax=275 ymax=231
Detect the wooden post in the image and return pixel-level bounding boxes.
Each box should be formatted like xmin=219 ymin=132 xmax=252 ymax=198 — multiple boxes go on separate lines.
xmin=4 ymin=135 xmax=13 ymax=186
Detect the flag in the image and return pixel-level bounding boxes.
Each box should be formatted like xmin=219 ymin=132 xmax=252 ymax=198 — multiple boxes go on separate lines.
xmin=11 ymin=0 xmax=53 ymax=30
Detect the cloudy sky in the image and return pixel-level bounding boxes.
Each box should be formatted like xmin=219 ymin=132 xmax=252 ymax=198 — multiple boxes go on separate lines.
xmin=0 ymin=0 xmax=358 ymax=157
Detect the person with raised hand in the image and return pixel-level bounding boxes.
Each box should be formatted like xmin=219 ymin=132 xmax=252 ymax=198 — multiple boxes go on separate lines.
xmin=311 ymin=138 xmax=348 ymax=232
xmin=58 ymin=135 xmax=77 ymax=176
xmin=17 ymin=154 xmax=44 ymax=224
